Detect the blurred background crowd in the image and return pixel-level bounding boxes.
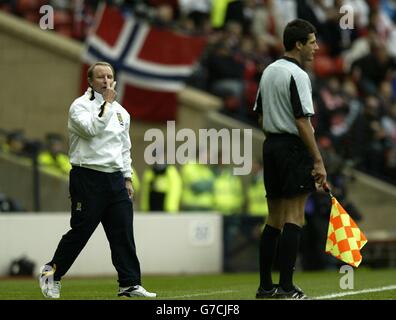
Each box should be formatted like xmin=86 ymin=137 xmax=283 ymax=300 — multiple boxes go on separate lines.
xmin=1 ymin=0 xmax=396 ymax=183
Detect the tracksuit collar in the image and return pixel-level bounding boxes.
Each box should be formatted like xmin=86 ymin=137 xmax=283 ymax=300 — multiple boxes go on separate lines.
xmin=86 ymin=87 xmax=105 ymax=103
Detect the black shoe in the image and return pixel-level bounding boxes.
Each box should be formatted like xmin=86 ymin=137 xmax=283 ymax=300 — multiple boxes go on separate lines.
xmin=256 ymin=285 xmax=279 ymax=299
xmin=275 ymin=285 xmax=308 ymax=300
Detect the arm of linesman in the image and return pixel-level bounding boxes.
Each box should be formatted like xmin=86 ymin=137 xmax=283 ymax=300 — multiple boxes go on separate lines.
xmin=295 ymin=117 xmax=327 ymax=187
xmin=69 ymin=82 xmax=117 ymax=139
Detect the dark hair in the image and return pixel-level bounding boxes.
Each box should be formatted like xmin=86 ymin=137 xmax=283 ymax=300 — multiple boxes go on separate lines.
xmin=87 ymin=62 xmax=115 ymax=82
xmin=283 ymin=19 xmax=316 ymax=51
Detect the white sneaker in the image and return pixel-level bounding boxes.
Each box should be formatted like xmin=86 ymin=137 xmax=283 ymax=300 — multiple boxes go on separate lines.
xmin=39 ymin=265 xmax=61 ymax=299
xmin=118 ymin=285 xmax=156 ymax=298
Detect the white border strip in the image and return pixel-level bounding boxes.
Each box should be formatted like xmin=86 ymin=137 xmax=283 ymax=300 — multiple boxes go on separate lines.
xmin=314 ymin=285 xmax=396 ymax=300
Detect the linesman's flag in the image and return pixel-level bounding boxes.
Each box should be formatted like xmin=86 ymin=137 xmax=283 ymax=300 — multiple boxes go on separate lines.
xmin=325 ymin=193 xmax=368 ymax=267
xmin=81 ymin=4 xmax=206 ymax=122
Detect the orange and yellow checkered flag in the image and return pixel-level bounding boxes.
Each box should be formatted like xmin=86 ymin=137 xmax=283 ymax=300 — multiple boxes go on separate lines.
xmin=324 ymin=189 xmax=368 ymax=267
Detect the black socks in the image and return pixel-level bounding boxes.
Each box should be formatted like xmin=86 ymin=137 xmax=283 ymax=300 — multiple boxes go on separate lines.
xmin=259 ymin=224 xmax=281 ymax=290
xmin=278 ymin=223 xmax=302 ymax=292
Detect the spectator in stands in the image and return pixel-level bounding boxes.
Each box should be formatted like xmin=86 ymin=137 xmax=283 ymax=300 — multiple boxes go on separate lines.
xmin=38 ymin=133 xmax=71 ymax=177
xmin=318 ymin=136 xmax=344 ymax=191
xmin=314 ymin=76 xmax=363 ymax=154
xmin=350 ymin=94 xmax=392 ymax=176
xmin=151 ymin=3 xmax=177 ymax=28
xmin=1 ymin=130 xmax=42 ymax=158
xmin=50 ymin=0 xmax=71 ymax=10
xmin=337 ymin=78 xmax=363 ymax=157
xmin=351 ymin=41 xmax=396 ymax=95
xmin=212 ymin=156 xmax=244 ymax=215
xmin=179 ymin=0 xmax=211 ymax=32
xmin=378 ymin=80 xmax=395 ymax=112
xmin=180 ymin=148 xmax=215 ymax=211
xmin=1 ymin=130 xmax=42 ymax=159
xmin=273 ymin=0 xmax=297 ymax=26
xmin=343 ymin=0 xmax=370 ymax=30
xmin=147 ymin=0 xmax=179 ymax=16
xmin=71 ymin=0 xmax=98 ymax=40
xmin=249 ymin=0 xmax=285 ymax=53
xmin=342 ymin=26 xmax=378 ymax=72
xmin=382 ymin=101 xmax=396 ymax=178
xmin=211 ymin=0 xmax=244 ymax=29
xmin=368 ymin=4 xmax=394 ymax=45
xmin=140 ymin=162 xmax=182 ymax=212
xmin=254 ymin=35 xmax=274 ymax=73
xmin=297 ymin=0 xmax=344 ymax=56
xmin=240 ymin=35 xmax=259 ymax=118
xmin=206 ymin=35 xmax=245 ymax=118
xmin=316 ymin=76 xmax=348 ymax=136
xmin=2 ymin=131 xmax=26 ymax=157
xmin=381 ymin=0 xmax=396 ymax=22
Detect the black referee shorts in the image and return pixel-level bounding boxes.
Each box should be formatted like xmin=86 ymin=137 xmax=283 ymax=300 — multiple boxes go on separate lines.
xmin=263 ymin=133 xmax=316 ymax=199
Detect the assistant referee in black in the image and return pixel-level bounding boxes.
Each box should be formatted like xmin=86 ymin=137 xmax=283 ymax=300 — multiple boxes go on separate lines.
xmin=39 ymin=62 xmax=156 ymax=298
xmin=254 ymin=19 xmax=327 ymax=299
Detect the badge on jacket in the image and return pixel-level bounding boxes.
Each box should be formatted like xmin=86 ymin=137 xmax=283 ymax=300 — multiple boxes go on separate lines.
xmin=116 ymin=112 xmax=124 ymax=126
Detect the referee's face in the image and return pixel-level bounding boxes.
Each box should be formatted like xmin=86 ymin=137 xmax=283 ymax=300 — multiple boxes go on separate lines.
xmin=301 ymin=33 xmax=319 ymax=62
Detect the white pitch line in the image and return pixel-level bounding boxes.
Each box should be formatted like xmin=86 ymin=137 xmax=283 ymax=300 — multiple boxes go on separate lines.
xmin=165 ymin=290 xmax=237 ymax=299
xmin=160 ymin=285 xmax=396 ymax=300
xmin=314 ymin=285 xmax=396 ymax=300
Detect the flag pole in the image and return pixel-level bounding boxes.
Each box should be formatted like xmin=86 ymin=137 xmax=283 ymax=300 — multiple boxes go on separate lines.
xmin=323 ymin=182 xmax=333 ymax=198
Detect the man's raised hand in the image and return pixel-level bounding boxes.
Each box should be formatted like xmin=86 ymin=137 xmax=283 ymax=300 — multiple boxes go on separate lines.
xmin=103 ymin=81 xmax=117 ymax=104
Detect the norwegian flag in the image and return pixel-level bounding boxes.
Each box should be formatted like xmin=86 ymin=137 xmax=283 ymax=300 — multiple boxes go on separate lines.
xmin=81 ymin=4 xmax=207 ymax=122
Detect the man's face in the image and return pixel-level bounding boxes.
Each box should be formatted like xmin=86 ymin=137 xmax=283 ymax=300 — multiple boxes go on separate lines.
xmin=300 ymin=33 xmax=319 ymax=62
xmin=89 ymin=65 xmax=114 ymax=94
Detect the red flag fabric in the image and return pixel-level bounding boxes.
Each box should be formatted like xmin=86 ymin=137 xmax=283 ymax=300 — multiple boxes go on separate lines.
xmin=81 ymin=4 xmax=207 ymax=122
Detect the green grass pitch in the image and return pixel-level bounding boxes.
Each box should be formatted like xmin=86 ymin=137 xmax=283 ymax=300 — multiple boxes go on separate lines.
xmin=0 ymin=268 xmax=395 ymax=300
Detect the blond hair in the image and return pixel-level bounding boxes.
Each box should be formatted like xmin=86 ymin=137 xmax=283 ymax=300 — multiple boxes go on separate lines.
xmin=87 ymin=62 xmax=115 ymax=82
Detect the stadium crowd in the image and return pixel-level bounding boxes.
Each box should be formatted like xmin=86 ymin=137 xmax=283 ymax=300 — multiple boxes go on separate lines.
xmin=2 ymin=0 xmax=394 ymax=182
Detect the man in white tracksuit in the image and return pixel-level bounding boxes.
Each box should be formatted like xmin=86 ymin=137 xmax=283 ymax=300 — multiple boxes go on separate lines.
xmin=39 ymin=62 xmax=156 ymax=299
